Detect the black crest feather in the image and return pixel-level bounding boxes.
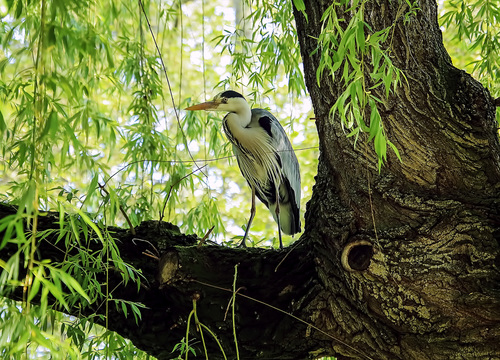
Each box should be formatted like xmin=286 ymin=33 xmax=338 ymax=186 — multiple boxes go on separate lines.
xmin=220 ymin=90 xmax=245 ymax=99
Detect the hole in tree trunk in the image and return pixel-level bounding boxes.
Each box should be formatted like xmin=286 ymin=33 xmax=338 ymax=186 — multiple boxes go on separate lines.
xmin=341 ymin=240 xmax=374 ymax=272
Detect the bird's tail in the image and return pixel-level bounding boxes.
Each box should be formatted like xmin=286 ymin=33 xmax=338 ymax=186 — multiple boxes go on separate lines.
xmin=270 ymin=200 xmax=301 ymax=235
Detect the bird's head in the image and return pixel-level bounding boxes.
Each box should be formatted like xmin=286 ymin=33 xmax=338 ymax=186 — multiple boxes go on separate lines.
xmin=185 ymin=90 xmax=248 ymax=113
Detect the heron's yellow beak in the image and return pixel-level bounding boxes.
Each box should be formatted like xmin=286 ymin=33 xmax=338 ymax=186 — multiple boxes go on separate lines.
xmin=185 ymin=100 xmax=218 ymax=111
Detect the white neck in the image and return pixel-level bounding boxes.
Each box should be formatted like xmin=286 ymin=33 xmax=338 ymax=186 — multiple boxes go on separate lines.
xmin=226 ymin=112 xmax=250 ymax=129
xmin=225 ymin=100 xmax=252 ymax=128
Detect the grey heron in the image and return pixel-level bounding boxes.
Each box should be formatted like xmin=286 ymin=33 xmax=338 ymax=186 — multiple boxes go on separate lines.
xmin=185 ymin=90 xmax=301 ymax=248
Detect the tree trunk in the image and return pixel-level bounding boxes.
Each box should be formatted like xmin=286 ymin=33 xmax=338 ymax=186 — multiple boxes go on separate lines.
xmin=293 ymin=0 xmax=500 ymax=358
xmin=1 ymin=0 xmax=500 ymax=359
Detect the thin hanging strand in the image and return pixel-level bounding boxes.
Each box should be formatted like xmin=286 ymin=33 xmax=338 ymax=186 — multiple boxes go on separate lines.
xmin=177 ymin=0 xmax=184 ymax=107
xmin=138 ymin=0 xmax=207 ymax=178
xmin=201 ymin=0 xmax=212 ymax=194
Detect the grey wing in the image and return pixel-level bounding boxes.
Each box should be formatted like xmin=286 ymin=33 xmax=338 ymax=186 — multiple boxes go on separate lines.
xmin=251 ymin=109 xmax=301 ymax=232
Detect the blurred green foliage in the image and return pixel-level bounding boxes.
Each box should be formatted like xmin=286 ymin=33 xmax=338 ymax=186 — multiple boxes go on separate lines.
xmin=0 ymin=0 xmax=317 ymax=247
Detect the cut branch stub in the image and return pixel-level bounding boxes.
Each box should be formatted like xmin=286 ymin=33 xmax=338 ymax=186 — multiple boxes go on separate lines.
xmin=158 ymin=249 xmax=180 ymax=286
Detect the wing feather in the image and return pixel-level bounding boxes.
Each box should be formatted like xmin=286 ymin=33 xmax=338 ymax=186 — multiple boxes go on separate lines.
xmin=249 ymin=109 xmax=301 ymax=234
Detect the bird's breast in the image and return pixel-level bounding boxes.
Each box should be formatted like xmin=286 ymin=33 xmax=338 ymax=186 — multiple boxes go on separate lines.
xmin=223 ymin=114 xmax=281 ymax=185
xmin=236 ymin=151 xmax=269 ymax=181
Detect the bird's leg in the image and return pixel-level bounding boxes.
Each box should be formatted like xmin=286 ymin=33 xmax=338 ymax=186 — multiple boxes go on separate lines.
xmin=275 ymin=192 xmax=283 ymax=249
xmin=239 ymin=185 xmax=256 ymax=248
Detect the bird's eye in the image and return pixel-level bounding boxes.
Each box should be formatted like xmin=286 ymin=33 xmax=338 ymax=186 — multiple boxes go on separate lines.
xmin=221 ymin=97 xmax=228 ymax=104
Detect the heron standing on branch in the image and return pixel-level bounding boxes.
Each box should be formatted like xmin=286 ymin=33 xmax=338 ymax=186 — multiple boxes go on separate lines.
xmin=185 ymin=90 xmax=301 ymax=249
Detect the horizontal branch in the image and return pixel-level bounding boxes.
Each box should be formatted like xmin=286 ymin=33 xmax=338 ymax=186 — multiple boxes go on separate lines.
xmin=0 ymin=203 xmax=325 ymax=359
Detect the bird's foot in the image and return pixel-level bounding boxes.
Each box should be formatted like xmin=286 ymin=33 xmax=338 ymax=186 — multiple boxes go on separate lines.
xmin=237 ymin=236 xmax=247 ymax=248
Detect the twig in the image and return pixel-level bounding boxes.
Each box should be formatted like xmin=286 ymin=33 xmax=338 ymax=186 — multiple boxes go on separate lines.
xmin=98 ymin=183 xmax=136 ymax=235
xmin=274 ymin=237 xmax=304 ymax=272
xmin=198 ymin=226 xmax=214 ymax=247
xmin=132 ymin=237 xmax=160 ymax=258
xmin=223 ymin=286 xmax=246 ymax=321
xmin=160 ymin=164 xmax=208 ymax=221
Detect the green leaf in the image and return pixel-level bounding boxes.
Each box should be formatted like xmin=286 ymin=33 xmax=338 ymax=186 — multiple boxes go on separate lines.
xmin=27 ymin=268 xmax=42 ymax=303
xmin=75 ymin=209 xmax=104 ymax=243
xmin=292 ymin=0 xmax=308 ymax=21
xmin=356 ymin=21 xmax=365 ymax=52
xmin=388 ymin=140 xmax=402 ymax=162
xmin=0 ymin=110 xmax=5 ymax=132
xmin=121 ymin=301 xmax=128 ymax=317
xmin=374 ymin=131 xmax=387 ymax=162
xmin=57 ymin=269 xmax=91 ymax=303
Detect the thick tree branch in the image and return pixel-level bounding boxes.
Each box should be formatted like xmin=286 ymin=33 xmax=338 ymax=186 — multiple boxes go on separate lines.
xmin=0 ymin=203 xmax=336 ymax=360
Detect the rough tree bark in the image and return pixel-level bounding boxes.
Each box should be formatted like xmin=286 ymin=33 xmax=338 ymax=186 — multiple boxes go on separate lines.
xmin=293 ymin=0 xmax=500 ymax=359
xmin=1 ymin=0 xmax=500 ymax=359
